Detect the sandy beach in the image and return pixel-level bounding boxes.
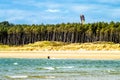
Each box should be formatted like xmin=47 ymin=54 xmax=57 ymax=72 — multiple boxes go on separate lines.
xmin=0 ymin=51 xmax=120 ymax=60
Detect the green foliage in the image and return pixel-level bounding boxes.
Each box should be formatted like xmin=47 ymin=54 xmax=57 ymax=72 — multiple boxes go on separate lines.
xmin=0 ymin=21 xmax=120 ymax=45
xmin=26 ymin=41 xmax=66 ymax=47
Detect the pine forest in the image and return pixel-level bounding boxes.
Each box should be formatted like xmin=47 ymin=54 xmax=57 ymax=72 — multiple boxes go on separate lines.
xmin=0 ymin=21 xmax=120 ymax=45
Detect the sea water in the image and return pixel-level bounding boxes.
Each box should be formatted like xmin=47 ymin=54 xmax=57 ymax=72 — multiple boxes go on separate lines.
xmin=0 ymin=58 xmax=120 ymax=80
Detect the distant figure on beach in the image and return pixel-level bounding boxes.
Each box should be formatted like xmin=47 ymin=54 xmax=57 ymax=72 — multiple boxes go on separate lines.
xmin=47 ymin=56 xmax=50 ymax=59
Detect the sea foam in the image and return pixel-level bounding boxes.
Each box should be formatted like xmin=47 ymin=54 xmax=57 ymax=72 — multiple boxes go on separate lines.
xmin=13 ymin=62 xmax=18 ymax=65
xmin=8 ymin=75 xmax=28 ymax=79
xmin=43 ymin=67 xmax=55 ymax=70
xmin=56 ymin=66 xmax=74 ymax=69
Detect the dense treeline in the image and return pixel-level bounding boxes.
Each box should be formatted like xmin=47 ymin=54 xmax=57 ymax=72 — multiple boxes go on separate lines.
xmin=0 ymin=21 xmax=120 ymax=45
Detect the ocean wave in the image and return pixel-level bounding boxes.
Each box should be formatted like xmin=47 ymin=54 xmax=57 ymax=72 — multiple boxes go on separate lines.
xmin=7 ymin=75 xmax=28 ymax=79
xmin=36 ymin=66 xmax=74 ymax=70
xmin=36 ymin=67 xmax=55 ymax=70
xmin=7 ymin=75 xmax=56 ymax=79
xmin=43 ymin=67 xmax=55 ymax=70
xmin=56 ymin=66 xmax=74 ymax=69
xmin=13 ymin=62 xmax=18 ymax=65
xmin=30 ymin=75 xmax=56 ymax=79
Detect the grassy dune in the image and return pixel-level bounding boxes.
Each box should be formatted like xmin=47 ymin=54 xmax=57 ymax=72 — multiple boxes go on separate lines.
xmin=0 ymin=41 xmax=120 ymax=51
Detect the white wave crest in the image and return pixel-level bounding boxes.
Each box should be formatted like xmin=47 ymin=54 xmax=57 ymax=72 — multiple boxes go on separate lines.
xmin=43 ymin=67 xmax=55 ymax=70
xmin=8 ymin=75 xmax=28 ymax=79
xmin=13 ymin=62 xmax=18 ymax=65
xmin=56 ymin=66 xmax=74 ymax=69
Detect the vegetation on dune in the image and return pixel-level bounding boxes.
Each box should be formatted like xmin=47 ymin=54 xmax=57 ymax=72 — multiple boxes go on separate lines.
xmin=0 ymin=41 xmax=120 ymax=51
xmin=0 ymin=21 xmax=120 ymax=45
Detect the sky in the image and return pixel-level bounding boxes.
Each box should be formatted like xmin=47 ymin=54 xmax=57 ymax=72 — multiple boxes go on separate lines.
xmin=0 ymin=0 xmax=120 ymax=24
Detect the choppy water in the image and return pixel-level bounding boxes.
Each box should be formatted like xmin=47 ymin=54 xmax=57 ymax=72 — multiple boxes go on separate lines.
xmin=0 ymin=58 xmax=120 ymax=80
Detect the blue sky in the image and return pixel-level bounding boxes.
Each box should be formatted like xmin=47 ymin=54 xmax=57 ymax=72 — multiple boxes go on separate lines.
xmin=0 ymin=0 xmax=120 ymax=24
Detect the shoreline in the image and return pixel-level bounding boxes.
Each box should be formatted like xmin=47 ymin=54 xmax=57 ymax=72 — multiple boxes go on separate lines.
xmin=0 ymin=51 xmax=120 ymax=60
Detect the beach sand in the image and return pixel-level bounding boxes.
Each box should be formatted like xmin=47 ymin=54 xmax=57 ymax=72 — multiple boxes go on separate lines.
xmin=0 ymin=51 xmax=120 ymax=60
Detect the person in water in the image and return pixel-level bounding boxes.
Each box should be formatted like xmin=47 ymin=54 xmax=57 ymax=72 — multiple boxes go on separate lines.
xmin=47 ymin=56 xmax=50 ymax=59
